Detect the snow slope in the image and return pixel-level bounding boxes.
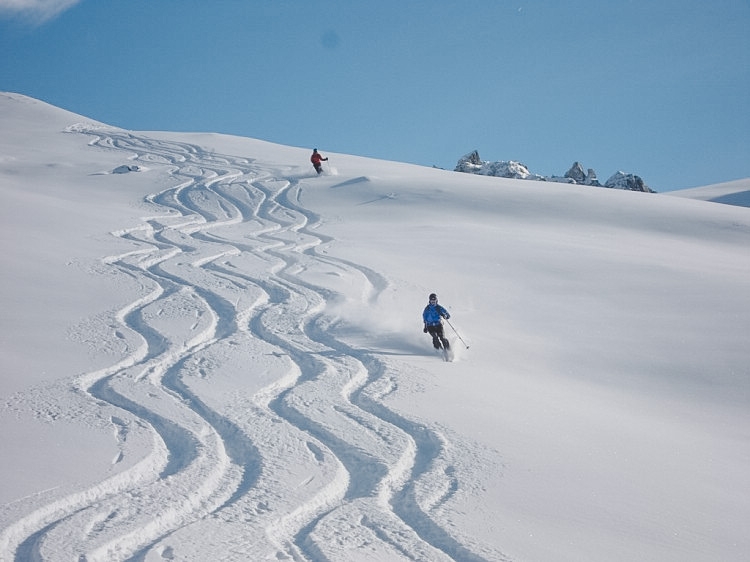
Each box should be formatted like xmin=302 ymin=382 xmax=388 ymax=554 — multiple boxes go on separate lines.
xmin=666 ymin=178 xmax=750 ymax=208
xmin=1 ymin=92 xmax=749 ymax=562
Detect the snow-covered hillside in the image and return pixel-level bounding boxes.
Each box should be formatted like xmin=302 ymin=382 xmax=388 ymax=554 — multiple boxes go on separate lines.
xmin=1 ymin=92 xmax=749 ymax=562
xmin=666 ymin=177 xmax=750 ymax=208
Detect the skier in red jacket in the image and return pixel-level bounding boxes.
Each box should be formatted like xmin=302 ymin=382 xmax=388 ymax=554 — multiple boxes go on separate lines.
xmin=311 ymin=148 xmax=328 ymax=174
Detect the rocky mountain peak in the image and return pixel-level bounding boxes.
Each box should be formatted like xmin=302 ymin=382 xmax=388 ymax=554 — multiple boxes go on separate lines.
xmin=455 ymin=152 xmax=653 ymax=192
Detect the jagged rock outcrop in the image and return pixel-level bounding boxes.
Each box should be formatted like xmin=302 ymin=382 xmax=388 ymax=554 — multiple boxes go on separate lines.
xmin=455 ymin=150 xmax=483 ymax=170
xmin=565 ymin=161 xmax=587 ymax=183
xmin=586 ymin=168 xmax=598 ymax=186
xmin=455 ymin=152 xmax=654 ymax=192
xmin=455 ymin=151 xmax=545 ymax=180
xmin=604 ymin=171 xmax=654 ymax=192
xmin=564 ymin=162 xmax=601 ymax=186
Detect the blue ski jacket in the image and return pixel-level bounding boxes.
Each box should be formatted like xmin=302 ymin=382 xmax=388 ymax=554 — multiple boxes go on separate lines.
xmin=423 ymin=303 xmax=450 ymax=326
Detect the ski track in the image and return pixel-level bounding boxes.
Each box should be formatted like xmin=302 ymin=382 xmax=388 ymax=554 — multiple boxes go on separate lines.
xmin=0 ymin=129 xmax=505 ymax=562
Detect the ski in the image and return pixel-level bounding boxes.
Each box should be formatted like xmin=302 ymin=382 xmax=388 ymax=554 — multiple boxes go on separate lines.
xmin=434 ymin=341 xmax=453 ymax=362
xmin=442 ymin=347 xmax=454 ymax=362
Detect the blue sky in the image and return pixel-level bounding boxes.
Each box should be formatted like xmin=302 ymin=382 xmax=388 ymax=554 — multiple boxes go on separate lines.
xmin=1 ymin=0 xmax=748 ymax=191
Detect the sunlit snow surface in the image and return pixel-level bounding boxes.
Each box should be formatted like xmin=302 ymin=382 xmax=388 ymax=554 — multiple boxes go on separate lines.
xmin=1 ymin=93 xmax=749 ymax=562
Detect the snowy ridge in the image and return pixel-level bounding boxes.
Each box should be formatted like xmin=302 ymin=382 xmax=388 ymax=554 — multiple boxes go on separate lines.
xmin=0 ymin=129 xmax=498 ymax=561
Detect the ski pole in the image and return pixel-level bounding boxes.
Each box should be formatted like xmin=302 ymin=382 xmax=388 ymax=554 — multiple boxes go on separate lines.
xmin=445 ymin=318 xmax=469 ymax=349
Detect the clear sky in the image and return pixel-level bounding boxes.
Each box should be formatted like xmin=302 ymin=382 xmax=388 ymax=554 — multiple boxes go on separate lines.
xmin=1 ymin=0 xmax=748 ymax=191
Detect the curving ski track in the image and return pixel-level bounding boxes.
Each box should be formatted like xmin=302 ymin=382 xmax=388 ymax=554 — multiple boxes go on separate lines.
xmin=0 ymin=130 xmax=506 ymax=561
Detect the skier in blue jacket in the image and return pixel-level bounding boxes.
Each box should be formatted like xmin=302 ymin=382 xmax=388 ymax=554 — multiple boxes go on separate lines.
xmin=423 ymin=293 xmax=450 ymax=350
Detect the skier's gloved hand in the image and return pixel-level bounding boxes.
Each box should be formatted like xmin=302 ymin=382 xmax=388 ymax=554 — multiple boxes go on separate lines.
xmin=423 ymin=326 xmax=428 ymax=333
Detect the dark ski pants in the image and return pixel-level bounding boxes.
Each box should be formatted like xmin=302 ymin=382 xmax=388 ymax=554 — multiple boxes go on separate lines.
xmin=427 ymin=324 xmax=450 ymax=350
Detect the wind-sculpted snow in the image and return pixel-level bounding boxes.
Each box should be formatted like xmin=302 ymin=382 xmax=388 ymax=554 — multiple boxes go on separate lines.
xmin=0 ymin=129 xmax=503 ymax=561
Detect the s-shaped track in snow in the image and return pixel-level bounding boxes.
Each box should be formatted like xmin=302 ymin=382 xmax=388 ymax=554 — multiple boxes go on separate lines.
xmin=0 ymin=129 xmax=508 ymax=562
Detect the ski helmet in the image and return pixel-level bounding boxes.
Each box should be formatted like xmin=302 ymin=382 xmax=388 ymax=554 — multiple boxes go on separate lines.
xmin=429 ymin=293 xmax=437 ymax=301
